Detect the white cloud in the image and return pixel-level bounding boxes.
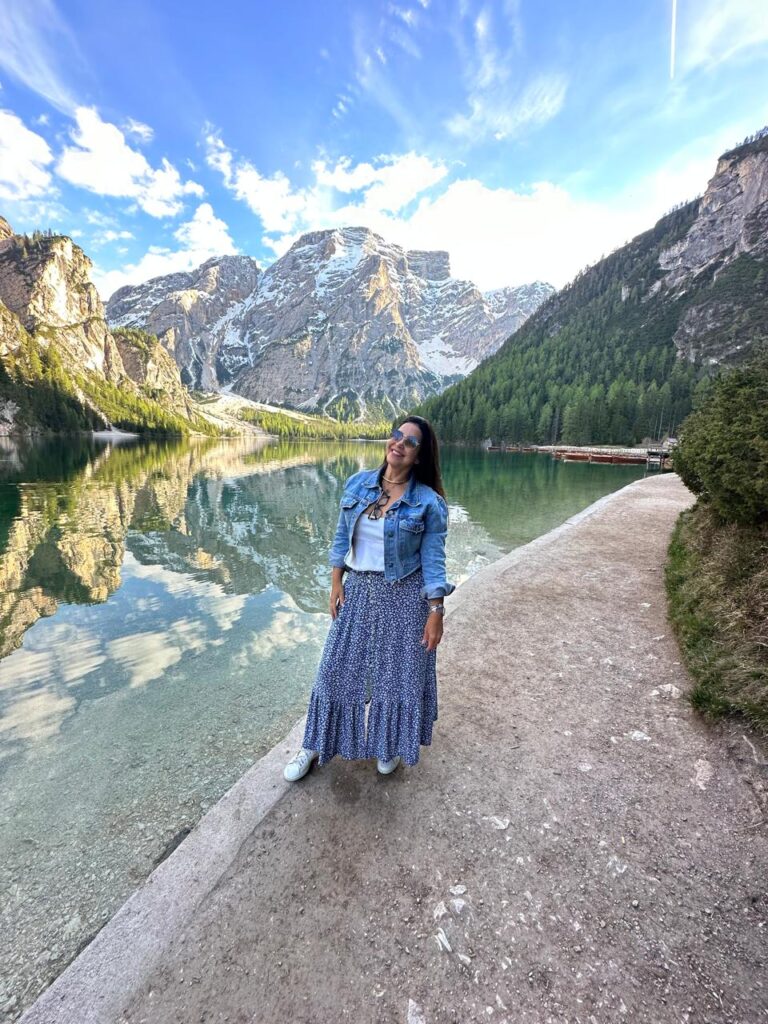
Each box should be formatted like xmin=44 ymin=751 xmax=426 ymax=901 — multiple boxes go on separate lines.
xmin=91 ymin=202 xmax=236 ymax=299
xmin=388 ymin=24 xmax=422 ymax=59
xmin=350 ymin=18 xmax=421 ymax=136
xmin=388 ymin=131 xmax=736 ymax=289
xmin=208 ymin=135 xmax=448 ymax=249
xmin=446 ymin=4 xmax=565 ymax=142
xmin=313 ymin=152 xmax=448 ymax=212
xmin=206 ymin=133 xmax=313 ymax=232
xmin=394 ymin=179 xmax=622 ymax=288
xmin=448 ymin=71 xmax=567 ymax=141
xmin=57 ymin=107 xmax=203 ymax=217
xmin=85 ymin=208 xmax=118 ymax=227
xmin=141 ymin=157 xmax=204 ymax=217
xmin=90 ymin=228 xmax=134 ymax=247
xmin=201 ymin=129 xmax=738 ymax=291
xmin=173 ymin=201 xmax=236 ymax=252
xmin=678 ymin=0 xmax=768 ymax=74
xmin=124 ymin=117 xmax=154 ymax=142
xmin=0 ymin=0 xmax=80 ymax=113
xmin=390 ymin=5 xmax=417 ymax=27
xmin=0 ymin=109 xmax=55 ymax=200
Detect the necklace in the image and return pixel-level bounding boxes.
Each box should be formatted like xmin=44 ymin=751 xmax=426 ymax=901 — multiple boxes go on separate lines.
xmin=382 ymin=474 xmax=409 ymax=485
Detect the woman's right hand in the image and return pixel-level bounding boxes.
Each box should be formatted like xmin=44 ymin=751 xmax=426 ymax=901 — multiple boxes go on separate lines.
xmin=330 ymin=580 xmax=345 ymax=619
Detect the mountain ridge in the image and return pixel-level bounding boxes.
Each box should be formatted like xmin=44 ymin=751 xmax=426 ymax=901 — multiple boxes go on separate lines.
xmin=107 ymin=225 xmax=554 ymax=419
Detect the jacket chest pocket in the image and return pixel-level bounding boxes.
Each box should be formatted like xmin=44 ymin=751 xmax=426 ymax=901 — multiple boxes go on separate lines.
xmin=341 ymin=493 xmax=360 ymax=510
xmin=400 ymin=517 xmax=425 ymax=534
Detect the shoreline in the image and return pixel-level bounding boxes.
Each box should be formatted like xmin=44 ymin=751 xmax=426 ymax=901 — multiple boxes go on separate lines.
xmin=17 ymin=478 xmax=645 ymax=1023
xmin=18 ymin=474 xmax=767 ymax=1024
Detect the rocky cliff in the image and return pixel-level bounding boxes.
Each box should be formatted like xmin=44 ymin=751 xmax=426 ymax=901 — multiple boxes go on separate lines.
xmin=111 ymin=328 xmax=195 ymax=418
xmin=107 ymin=255 xmax=261 ymax=388
xmin=0 ymin=230 xmax=124 ymax=383
xmin=0 ymin=220 xmax=210 ymax=434
xmin=658 ymin=131 xmax=768 ymax=364
xmin=107 ymin=227 xmax=553 ymax=419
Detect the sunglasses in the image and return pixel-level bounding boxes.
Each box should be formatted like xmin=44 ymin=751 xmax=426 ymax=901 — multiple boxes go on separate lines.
xmin=367 ymin=491 xmax=389 ymax=520
xmin=390 ymin=428 xmax=421 ymax=450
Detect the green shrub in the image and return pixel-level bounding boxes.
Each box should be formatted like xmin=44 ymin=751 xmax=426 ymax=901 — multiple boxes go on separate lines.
xmin=673 ymin=348 xmax=768 ymax=524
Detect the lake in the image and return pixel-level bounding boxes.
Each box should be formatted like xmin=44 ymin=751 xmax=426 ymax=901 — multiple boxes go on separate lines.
xmin=0 ymin=435 xmax=646 ymax=1017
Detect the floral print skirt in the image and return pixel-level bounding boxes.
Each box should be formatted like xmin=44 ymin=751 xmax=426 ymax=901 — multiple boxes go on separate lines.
xmin=302 ymin=568 xmax=438 ymax=766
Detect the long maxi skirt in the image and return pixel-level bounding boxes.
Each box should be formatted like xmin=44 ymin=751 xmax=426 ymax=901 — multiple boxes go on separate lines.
xmin=301 ymin=568 xmax=438 ymax=766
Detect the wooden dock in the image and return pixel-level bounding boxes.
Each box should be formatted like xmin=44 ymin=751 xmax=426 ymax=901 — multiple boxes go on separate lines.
xmin=484 ymin=443 xmax=675 ymax=469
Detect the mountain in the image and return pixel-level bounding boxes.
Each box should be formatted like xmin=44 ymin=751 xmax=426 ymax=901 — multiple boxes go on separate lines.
xmin=416 ymin=128 xmax=768 ymax=447
xmin=659 ymin=133 xmax=768 ymax=364
xmin=107 ymin=226 xmax=553 ymax=420
xmin=0 ymin=217 xmax=215 ymax=436
xmin=107 ymin=255 xmax=261 ymax=388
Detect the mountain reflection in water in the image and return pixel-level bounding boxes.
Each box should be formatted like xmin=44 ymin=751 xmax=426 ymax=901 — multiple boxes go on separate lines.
xmin=0 ymin=436 xmax=646 ymax=756
xmin=0 ymin=435 xmax=645 ymax=1017
xmin=0 ymin=436 xmax=374 ymax=753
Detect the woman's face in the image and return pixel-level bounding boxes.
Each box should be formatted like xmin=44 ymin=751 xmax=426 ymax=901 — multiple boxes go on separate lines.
xmin=386 ymin=421 xmax=422 ymax=476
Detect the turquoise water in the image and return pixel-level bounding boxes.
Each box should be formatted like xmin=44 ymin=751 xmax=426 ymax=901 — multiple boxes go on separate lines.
xmin=0 ymin=435 xmax=645 ymax=1017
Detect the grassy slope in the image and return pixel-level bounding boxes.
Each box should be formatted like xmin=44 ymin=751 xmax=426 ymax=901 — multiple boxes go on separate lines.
xmin=666 ymin=503 xmax=768 ymax=733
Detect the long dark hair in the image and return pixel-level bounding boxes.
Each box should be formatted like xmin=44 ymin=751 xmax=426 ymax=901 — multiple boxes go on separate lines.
xmin=377 ymin=415 xmax=446 ymax=498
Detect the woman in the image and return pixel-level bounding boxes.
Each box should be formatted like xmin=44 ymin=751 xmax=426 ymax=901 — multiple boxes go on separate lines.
xmin=284 ymin=415 xmax=454 ymax=780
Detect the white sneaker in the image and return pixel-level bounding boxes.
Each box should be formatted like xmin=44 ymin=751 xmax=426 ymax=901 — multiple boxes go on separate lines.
xmin=376 ymin=755 xmax=401 ymax=775
xmin=283 ymin=748 xmax=319 ymax=782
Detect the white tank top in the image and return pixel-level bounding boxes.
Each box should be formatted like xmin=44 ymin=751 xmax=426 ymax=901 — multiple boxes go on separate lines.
xmin=346 ymin=509 xmax=385 ymax=571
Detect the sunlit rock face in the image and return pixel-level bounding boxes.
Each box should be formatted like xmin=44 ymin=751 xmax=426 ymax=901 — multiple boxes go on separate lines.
xmin=107 ymin=226 xmax=553 ymax=418
xmin=0 ymin=217 xmax=202 ymax=429
xmin=0 ymin=231 xmax=125 ymax=381
xmin=112 ymin=331 xmax=195 ymax=418
xmin=658 ymin=134 xmax=768 ymax=365
xmin=107 ymin=255 xmax=262 ymax=389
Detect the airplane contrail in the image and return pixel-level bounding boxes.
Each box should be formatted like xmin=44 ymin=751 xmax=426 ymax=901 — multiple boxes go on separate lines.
xmin=670 ymin=0 xmax=677 ymax=78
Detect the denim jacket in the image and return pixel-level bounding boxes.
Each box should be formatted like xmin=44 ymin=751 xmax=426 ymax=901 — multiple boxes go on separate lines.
xmin=329 ymin=469 xmax=456 ymax=601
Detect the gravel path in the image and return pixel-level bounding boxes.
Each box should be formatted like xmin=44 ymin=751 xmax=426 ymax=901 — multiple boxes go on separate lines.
xmin=22 ymin=474 xmax=768 ymax=1024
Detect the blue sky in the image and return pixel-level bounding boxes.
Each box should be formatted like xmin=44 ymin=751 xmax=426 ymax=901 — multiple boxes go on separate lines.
xmin=0 ymin=0 xmax=766 ymax=297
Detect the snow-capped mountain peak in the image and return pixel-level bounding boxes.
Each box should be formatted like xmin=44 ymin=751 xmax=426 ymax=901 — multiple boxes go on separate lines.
xmin=106 ymin=228 xmax=553 ymax=417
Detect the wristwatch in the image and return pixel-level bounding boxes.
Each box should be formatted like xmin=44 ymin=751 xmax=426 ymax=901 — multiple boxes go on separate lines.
xmin=428 ymin=604 xmax=445 ymax=616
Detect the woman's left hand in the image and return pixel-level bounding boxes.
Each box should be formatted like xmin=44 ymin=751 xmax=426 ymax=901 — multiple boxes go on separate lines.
xmin=421 ymin=613 xmax=443 ymax=652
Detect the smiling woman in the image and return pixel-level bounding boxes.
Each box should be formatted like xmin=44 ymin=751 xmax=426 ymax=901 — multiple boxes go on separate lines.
xmin=283 ymin=415 xmax=455 ymax=780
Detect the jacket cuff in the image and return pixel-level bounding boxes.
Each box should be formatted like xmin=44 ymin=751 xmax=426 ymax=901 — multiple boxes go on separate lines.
xmin=419 ymin=581 xmax=456 ymax=600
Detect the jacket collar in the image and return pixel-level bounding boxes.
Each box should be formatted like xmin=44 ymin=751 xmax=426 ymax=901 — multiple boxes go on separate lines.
xmin=363 ymin=468 xmax=421 ymax=506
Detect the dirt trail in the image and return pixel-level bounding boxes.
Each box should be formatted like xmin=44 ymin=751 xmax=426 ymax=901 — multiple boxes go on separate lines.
xmin=25 ymin=475 xmax=768 ymax=1023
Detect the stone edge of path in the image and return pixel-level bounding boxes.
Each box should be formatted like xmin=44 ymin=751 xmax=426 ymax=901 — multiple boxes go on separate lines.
xmin=18 ymin=474 xmax=671 ymax=1024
